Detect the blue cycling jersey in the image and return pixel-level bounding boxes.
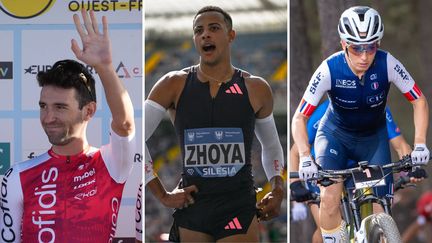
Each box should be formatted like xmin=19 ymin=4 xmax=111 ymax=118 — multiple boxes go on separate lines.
xmin=299 ymin=50 xmax=421 ymax=133
xmin=307 ymin=99 xmax=401 ymax=145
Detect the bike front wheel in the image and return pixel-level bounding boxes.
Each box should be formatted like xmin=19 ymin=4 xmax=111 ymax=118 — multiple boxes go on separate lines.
xmin=367 ymin=213 xmax=402 ymax=243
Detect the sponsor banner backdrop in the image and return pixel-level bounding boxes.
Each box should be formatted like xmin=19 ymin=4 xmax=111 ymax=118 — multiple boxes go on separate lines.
xmin=0 ymin=2 xmax=142 ymax=239
xmin=0 ymin=0 xmax=142 ymax=24
xmin=0 ymin=31 xmax=14 ymax=110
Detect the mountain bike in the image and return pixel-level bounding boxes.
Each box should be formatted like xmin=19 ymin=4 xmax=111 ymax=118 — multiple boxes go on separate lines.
xmin=290 ymin=156 xmax=417 ymax=243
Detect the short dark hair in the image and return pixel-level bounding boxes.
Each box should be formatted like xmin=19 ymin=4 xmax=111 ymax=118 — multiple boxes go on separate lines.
xmin=37 ymin=59 xmax=96 ymax=109
xmin=194 ymin=6 xmax=233 ymax=30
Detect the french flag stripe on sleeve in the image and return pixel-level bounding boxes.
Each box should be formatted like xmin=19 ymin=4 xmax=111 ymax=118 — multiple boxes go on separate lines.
xmin=403 ymin=84 xmax=422 ymax=101
xmin=299 ymin=99 xmax=316 ymax=116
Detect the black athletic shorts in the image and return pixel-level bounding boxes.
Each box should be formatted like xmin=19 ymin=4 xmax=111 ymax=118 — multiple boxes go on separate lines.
xmin=170 ymin=187 xmax=257 ymax=241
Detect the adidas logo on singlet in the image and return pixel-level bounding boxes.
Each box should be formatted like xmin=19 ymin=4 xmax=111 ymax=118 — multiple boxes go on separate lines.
xmin=225 ymin=83 xmax=243 ymax=94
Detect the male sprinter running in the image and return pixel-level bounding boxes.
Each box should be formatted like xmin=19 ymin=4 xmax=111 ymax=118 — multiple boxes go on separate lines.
xmin=145 ymin=6 xmax=285 ymax=242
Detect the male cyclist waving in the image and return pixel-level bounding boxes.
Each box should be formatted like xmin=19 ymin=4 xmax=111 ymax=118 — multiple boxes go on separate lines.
xmin=292 ymin=6 xmax=429 ymax=242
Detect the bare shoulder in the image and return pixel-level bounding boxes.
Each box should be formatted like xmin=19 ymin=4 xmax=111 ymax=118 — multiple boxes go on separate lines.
xmin=153 ymin=69 xmax=189 ymax=89
xmin=243 ymin=72 xmax=272 ymax=96
xmin=148 ymin=69 xmax=190 ymax=109
xmin=242 ymin=71 xmax=274 ymax=117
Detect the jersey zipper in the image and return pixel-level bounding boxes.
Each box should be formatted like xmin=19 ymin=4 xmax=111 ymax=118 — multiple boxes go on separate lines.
xmin=359 ymin=74 xmax=365 ymax=109
xmin=211 ymin=97 xmax=215 ymax=127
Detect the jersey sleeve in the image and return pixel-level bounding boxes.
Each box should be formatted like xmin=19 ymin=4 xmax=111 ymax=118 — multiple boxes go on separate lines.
xmin=298 ymin=61 xmax=331 ymax=116
xmin=387 ymin=53 xmax=423 ymax=101
xmin=100 ymin=127 xmax=136 ymax=183
xmin=0 ymin=167 xmax=23 ymax=243
xmin=385 ymin=107 xmax=401 ymax=140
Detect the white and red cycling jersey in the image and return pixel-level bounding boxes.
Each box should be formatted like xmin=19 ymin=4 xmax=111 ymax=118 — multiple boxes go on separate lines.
xmin=0 ymin=129 xmax=135 ymax=243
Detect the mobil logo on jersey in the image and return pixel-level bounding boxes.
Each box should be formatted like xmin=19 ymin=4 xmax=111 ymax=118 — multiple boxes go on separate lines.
xmin=183 ymin=127 xmax=245 ymax=178
xmin=335 ymin=79 xmax=356 ymax=89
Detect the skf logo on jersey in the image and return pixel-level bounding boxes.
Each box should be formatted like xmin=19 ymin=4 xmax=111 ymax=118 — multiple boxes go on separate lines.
xmin=394 ymin=64 xmax=409 ymax=80
xmin=0 ymin=143 xmax=11 ymax=174
xmin=371 ymin=82 xmax=379 ymax=90
xmin=0 ymin=0 xmax=55 ymax=19
xmin=335 ymin=79 xmax=356 ymax=89
xmin=370 ymin=73 xmax=378 ymax=80
xmin=309 ymin=72 xmax=323 ymax=94
xmin=214 ymin=131 xmax=224 ymax=140
xmin=0 ymin=62 xmax=13 ymax=79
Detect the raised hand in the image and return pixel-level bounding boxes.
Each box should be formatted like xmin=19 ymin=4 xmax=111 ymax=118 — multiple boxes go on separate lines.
xmin=71 ymin=9 xmax=112 ymax=68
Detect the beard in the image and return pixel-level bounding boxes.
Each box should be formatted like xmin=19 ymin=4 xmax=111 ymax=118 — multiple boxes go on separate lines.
xmin=42 ymin=114 xmax=83 ymax=146
xmin=45 ymin=126 xmax=72 ymax=146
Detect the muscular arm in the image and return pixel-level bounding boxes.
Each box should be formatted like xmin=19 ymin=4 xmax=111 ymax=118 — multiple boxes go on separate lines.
xmin=246 ymin=76 xmax=284 ymax=182
xmin=244 ymin=75 xmax=273 ymax=118
xmin=411 ymin=95 xmax=429 ymax=144
xmin=389 ymin=135 xmax=412 ymax=159
xmin=145 ymin=71 xmax=200 ymax=207
xmin=147 ymin=71 xmax=187 ymax=110
xmin=291 ymin=109 xmax=310 ymax=156
xmin=289 ymin=144 xmax=300 ymax=182
xmin=291 ymin=62 xmax=330 ymax=158
xmin=144 ymin=71 xmax=186 ymax=186
xmin=387 ymin=54 xmax=429 ymax=145
xmin=71 ymin=9 xmax=134 ymax=136
xmin=246 ymin=75 xmax=285 ymax=220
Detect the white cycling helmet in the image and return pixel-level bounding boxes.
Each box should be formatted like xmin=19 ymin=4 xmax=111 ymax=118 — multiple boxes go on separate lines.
xmin=338 ymin=6 xmax=384 ymax=44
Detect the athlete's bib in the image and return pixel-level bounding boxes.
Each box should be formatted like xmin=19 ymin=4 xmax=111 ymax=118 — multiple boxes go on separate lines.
xmin=184 ymin=128 xmax=245 ymax=177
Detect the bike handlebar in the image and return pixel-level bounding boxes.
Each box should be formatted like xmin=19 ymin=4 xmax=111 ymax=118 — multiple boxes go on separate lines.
xmin=289 ymin=156 xmax=415 ymax=181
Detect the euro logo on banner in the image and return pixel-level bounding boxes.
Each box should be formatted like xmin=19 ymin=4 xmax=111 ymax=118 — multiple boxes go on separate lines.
xmin=0 ymin=143 xmax=11 ymax=175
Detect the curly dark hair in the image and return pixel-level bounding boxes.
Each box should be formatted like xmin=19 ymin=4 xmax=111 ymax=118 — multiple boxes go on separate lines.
xmin=37 ymin=59 xmax=96 ymax=109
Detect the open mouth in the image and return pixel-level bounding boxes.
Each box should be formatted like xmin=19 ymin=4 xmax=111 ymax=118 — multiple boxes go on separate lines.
xmin=202 ymin=44 xmax=216 ymax=52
